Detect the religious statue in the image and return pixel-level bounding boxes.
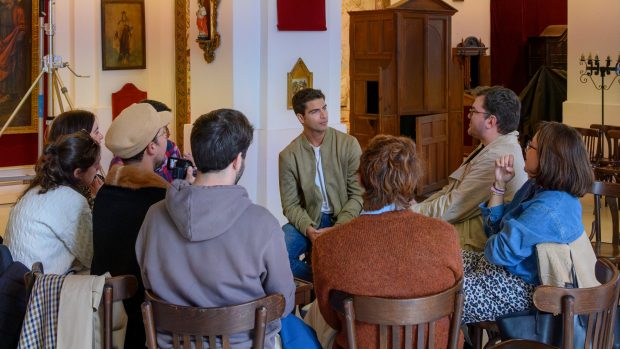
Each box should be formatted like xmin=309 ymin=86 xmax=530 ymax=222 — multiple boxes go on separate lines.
xmin=196 ymin=1 xmax=210 ymax=40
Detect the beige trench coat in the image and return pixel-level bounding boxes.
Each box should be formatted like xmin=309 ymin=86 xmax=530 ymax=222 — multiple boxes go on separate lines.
xmin=412 ymin=131 xmax=528 ymax=251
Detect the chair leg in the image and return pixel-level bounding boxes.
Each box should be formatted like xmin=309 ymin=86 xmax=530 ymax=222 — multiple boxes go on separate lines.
xmin=470 ymin=325 xmax=483 ymax=349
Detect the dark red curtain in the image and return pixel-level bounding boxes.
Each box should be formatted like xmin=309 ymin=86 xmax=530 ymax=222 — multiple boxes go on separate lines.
xmin=490 ymin=0 xmax=567 ymax=94
xmin=277 ymin=0 xmax=326 ymax=31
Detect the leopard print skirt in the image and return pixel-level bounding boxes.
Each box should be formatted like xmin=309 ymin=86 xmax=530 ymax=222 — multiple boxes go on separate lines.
xmin=462 ymin=250 xmax=535 ymax=324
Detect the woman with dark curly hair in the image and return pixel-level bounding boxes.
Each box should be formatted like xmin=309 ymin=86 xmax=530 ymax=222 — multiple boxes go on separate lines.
xmin=47 ymin=109 xmax=104 ymax=144
xmin=312 ymin=134 xmax=463 ymax=348
xmin=47 ymin=109 xmax=105 ymax=194
xmin=5 ymin=131 xmax=100 ymax=274
xmin=462 ymin=121 xmax=596 ymax=323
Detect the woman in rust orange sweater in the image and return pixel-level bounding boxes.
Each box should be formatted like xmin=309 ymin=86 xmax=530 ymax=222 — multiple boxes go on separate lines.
xmin=312 ymin=135 xmax=464 ymax=349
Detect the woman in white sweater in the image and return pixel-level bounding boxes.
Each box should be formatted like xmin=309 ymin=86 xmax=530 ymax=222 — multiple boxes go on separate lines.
xmin=5 ymin=131 xmax=100 ymax=274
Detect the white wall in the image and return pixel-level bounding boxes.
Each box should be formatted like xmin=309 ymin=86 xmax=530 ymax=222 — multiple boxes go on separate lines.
xmin=563 ymin=0 xmax=620 ymax=128
xmin=54 ymin=0 xmax=176 ymax=171
xmin=446 ymin=0 xmax=491 ymax=53
xmin=183 ymin=0 xmax=343 ymax=223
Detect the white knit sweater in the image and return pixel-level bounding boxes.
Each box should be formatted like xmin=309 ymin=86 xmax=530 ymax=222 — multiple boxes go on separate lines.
xmin=5 ymin=186 xmax=93 ymax=274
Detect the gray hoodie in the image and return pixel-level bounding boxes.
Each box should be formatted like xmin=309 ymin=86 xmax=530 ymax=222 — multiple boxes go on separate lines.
xmin=136 ymin=181 xmax=295 ymax=348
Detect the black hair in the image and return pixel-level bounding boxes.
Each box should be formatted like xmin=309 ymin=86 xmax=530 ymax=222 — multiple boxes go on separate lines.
xmin=191 ymin=109 xmax=254 ymax=173
xmin=47 ymin=110 xmax=96 ymax=143
xmin=139 ymin=99 xmax=172 ymax=112
xmin=292 ymin=88 xmax=325 ymax=116
xmin=21 ymin=131 xmax=100 ymax=200
xmin=474 ymin=86 xmax=521 ymax=134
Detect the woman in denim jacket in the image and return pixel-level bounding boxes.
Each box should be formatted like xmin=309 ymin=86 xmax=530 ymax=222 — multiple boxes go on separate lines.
xmin=462 ymin=122 xmax=595 ymax=323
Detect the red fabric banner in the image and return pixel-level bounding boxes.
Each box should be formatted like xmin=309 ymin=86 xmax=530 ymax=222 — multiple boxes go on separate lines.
xmin=277 ymin=0 xmax=326 ymax=31
xmin=490 ymin=0 xmax=567 ymax=93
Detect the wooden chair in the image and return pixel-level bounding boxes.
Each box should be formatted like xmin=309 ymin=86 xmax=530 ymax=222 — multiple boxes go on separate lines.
xmin=23 ymin=261 xmax=43 ymax=295
xmin=102 ymin=275 xmax=138 ymax=349
xmin=330 ymin=279 xmax=464 ymax=349
xmin=594 ymin=129 xmax=620 ymax=180
xmin=589 ymin=124 xmax=620 ymax=164
xmin=468 ymin=321 xmax=501 ymax=349
xmin=532 ymin=258 xmax=620 ymax=349
xmin=575 ymin=127 xmax=603 ymax=166
xmin=294 ymin=277 xmax=313 ymax=308
xmin=488 ymin=339 xmax=557 ymax=348
xmin=588 ymin=181 xmax=620 ymax=265
xmin=141 ymin=290 xmax=285 ymax=349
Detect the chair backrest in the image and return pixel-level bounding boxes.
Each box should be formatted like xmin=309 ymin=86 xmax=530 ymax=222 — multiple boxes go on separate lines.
xmin=102 ymin=275 xmax=138 ymax=349
xmin=23 ymin=262 xmax=43 ymax=296
xmin=489 ymin=339 xmax=557 ymax=348
xmin=606 ymin=129 xmax=620 ymax=165
xmin=533 ymin=258 xmax=620 ymax=349
xmin=141 ymin=290 xmax=285 ymax=349
xmin=331 ymin=279 xmax=464 ymax=349
xmin=576 ymin=127 xmax=602 ymax=164
xmin=111 ymin=83 xmax=147 ymax=119
xmin=588 ymin=181 xmax=620 ymax=245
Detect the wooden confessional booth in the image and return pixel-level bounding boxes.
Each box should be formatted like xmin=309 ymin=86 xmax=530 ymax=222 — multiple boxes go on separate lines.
xmin=348 ymin=0 xmax=461 ymax=196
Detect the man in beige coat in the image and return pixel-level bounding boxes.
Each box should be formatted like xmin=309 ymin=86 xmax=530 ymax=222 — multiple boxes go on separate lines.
xmin=411 ymin=86 xmax=528 ymax=251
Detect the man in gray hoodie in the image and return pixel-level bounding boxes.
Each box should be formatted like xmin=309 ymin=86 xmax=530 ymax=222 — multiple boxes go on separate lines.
xmin=136 ymin=109 xmax=296 ymax=348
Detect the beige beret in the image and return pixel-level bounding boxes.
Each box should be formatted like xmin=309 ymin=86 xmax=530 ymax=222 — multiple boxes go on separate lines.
xmin=105 ymin=103 xmax=172 ymax=159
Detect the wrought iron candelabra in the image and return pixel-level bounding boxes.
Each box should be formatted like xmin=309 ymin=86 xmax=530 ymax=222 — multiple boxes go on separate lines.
xmin=578 ymin=53 xmax=620 ymax=128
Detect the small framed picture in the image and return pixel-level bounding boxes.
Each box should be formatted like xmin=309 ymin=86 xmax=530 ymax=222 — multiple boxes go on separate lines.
xmin=287 ymin=58 xmax=313 ymax=109
xmin=101 ymin=0 xmax=146 ymax=70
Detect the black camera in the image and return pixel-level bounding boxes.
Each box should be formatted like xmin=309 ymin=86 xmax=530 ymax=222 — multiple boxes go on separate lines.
xmin=167 ymin=157 xmax=193 ymax=180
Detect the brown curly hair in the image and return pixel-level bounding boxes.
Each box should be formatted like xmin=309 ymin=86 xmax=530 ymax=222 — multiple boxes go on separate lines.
xmin=359 ymin=135 xmax=422 ymax=211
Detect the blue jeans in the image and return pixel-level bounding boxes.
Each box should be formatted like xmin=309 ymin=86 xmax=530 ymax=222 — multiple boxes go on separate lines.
xmin=283 ymin=213 xmax=333 ymax=281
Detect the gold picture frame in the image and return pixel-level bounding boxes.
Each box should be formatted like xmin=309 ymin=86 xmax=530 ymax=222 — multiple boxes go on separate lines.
xmin=196 ymin=0 xmax=220 ymax=63
xmin=101 ymin=0 xmax=146 ymax=70
xmin=0 ymin=0 xmax=39 ymax=134
xmin=287 ymin=58 xmax=313 ymax=109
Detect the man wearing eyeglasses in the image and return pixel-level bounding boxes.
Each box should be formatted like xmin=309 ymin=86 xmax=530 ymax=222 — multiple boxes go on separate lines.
xmin=411 ymin=86 xmax=528 ymax=251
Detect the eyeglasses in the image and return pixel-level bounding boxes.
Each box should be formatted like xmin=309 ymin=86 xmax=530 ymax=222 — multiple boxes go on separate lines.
xmin=152 ymin=128 xmax=168 ymax=142
xmin=468 ymin=107 xmax=492 ymax=118
xmin=525 ymin=140 xmax=537 ymax=152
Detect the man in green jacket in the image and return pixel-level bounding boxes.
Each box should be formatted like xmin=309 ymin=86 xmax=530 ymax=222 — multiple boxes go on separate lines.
xmin=279 ymin=88 xmax=364 ymax=281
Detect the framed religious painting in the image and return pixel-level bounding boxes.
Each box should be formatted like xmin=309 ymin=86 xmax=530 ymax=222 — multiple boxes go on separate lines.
xmin=0 ymin=0 xmax=39 ymax=134
xmin=101 ymin=0 xmax=146 ymax=70
xmin=287 ymin=58 xmax=313 ymax=109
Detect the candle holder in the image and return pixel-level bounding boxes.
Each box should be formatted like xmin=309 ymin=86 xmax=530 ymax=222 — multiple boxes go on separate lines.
xmin=578 ymin=53 xmax=620 ymax=128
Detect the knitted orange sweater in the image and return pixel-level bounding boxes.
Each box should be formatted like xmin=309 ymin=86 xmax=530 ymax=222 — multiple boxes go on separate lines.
xmin=312 ymin=210 xmax=463 ymax=349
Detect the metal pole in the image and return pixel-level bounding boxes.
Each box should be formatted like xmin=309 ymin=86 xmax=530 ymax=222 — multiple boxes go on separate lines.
xmin=37 ymin=2 xmax=45 ymax=154
xmin=46 ymin=0 xmax=54 ymax=127
xmin=53 ymin=69 xmax=74 ymax=110
xmin=601 ymin=75 xmax=605 ymax=128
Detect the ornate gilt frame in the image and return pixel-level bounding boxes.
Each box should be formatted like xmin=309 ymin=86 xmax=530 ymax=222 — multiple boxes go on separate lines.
xmin=287 ymin=58 xmax=313 ymax=109
xmin=174 ymin=0 xmax=190 ymax=152
xmin=5 ymin=0 xmax=39 ymax=134
xmin=196 ymin=0 xmax=220 ymax=63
